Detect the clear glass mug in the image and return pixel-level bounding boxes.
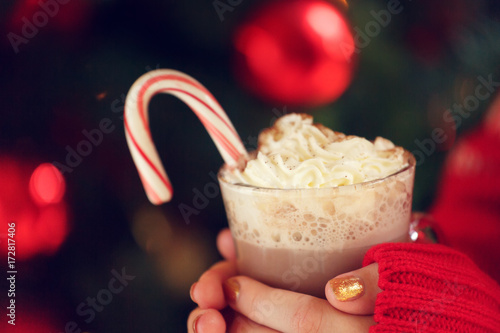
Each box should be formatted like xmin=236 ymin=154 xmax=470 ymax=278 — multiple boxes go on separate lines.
xmin=218 ymin=151 xmax=416 ymax=297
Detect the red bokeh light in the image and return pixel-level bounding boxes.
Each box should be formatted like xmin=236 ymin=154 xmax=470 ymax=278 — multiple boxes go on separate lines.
xmin=0 ymin=157 xmax=69 ymax=260
xmin=29 ymin=163 xmax=66 ymax=205
xmin=0 ymin=306 xmax=59 ymax=333
xmin=233 ymin=0 xmax=356 ymax=107
xmin=7 ymin=0 xmax=92 ymax=34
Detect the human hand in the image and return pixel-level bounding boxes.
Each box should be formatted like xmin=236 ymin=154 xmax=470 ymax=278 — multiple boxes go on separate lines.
xmin=187 ymin=229 xmax=237 ymax=333
xmin=187 ymin=229 xmax=380 ymax=332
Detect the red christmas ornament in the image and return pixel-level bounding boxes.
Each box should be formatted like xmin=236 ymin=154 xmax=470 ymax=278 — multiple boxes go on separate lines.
xmin=0 ymin=157 xmax=69 ymax=260
xmin=233 ymin=0 xmax=356 ymax=107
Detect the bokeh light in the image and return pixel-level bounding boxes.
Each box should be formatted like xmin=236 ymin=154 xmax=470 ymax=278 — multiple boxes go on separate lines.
xmin=29 ymin=163 xmax=66 ymax=206
xmin=0 ymin=305 xmax=60 ymax=333
xmin=131 ymin=205 xmax=215 ymax=297
xmin=0 ymin=158 xmax=69 ymax=260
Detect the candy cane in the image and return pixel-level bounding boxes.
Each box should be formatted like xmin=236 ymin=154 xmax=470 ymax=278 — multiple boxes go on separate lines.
xmin=124 ymin=69 xmax=248 ymax=205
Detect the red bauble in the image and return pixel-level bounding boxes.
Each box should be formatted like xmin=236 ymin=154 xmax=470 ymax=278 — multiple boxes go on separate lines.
xmin=233 ymin=0 xmax=356 ymax=107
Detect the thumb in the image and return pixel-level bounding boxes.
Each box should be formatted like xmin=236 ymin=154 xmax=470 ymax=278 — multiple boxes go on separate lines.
xmin=325 ymin=263 xmax=381 ymax=315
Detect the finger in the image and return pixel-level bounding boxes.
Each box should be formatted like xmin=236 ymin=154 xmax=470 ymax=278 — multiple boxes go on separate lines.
xmin=325 ymin=263 xmax=381 ymax=315
xmin=223 ymin=276 xmax=375 ymax=333
xmin=191 ymin=260 xmax=238 ymax=309
xmin=187 ymin=308 xmax=226 ymax=333
xmin=187 ymin=307 xmax=277 ymax=333
xmin=217 ymin=228 xmax=236 ymax=261
xmin=227 ymin=313 xmax=281 ymax=333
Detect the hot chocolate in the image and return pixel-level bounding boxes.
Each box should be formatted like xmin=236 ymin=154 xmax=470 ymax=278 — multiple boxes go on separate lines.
xmin=219 ymin=113 xmax=415 ymax=297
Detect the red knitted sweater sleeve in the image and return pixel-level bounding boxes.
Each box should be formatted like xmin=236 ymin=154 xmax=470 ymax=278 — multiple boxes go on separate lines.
xmin=363 ymin=242 xmax=500 ymax=333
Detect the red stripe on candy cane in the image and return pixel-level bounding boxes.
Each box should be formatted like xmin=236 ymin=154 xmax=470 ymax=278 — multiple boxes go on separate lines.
xmin=160 ymin=88 xmax=242 ymax=160
xmin=138 ymin=172 xmax=163 ymax=205
xmin=137 ymin=75 xmax=239 ymax=139
xmin=124 ymin=117 xmax=173 ymax=194
xmin=160 ymin=87 xmax=240 ymax=137
xmin=197 ymin=112 xmax=241 ymax=161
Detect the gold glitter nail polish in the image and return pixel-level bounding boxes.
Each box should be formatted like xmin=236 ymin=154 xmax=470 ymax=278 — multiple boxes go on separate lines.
xmin=330 ymin=276 xmax=364 ymax=302
xmin=223 ymin=278 xmax=240 ymax=304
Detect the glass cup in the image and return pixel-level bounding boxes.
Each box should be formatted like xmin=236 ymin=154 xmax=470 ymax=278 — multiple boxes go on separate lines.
xmin=218 ymin=151 xmax=416 ymax=297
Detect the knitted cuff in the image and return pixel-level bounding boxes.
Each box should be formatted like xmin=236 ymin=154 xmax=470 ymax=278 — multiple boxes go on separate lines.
xmin=363 ymin=243 xmax=500 ymax=332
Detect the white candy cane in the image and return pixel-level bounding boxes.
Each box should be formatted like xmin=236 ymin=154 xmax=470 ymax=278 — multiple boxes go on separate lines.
xmin=124 ymin=69 xmax=248 ymax=204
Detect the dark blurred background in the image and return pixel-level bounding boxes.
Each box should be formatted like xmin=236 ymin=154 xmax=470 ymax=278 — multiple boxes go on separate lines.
xmin=0 ymin=0 xmax=499 ymax=332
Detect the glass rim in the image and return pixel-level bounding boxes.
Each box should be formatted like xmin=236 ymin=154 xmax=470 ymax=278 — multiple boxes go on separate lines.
xmin=218 ymin=150 xmax=416 ymax=193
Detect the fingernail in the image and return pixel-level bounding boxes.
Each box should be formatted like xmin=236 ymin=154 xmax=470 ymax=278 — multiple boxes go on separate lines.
xmin=193 ymin=314 xmax=202 ymax=333
xmin=223 ymin=278 xmax=240 ymax=304
xmin=190 ymin=282 xmax=197 ymax=303
xmin=330 ymin=276 xmax=365 ymax=302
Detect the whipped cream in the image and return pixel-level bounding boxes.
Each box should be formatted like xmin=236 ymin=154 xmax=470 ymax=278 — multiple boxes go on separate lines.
xmin=226 ymin=113 xmax=407 ymax=188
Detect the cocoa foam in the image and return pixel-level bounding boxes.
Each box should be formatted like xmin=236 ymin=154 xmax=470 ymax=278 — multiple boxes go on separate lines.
xmin=219 ymin=153 xmax=415 ymax=251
